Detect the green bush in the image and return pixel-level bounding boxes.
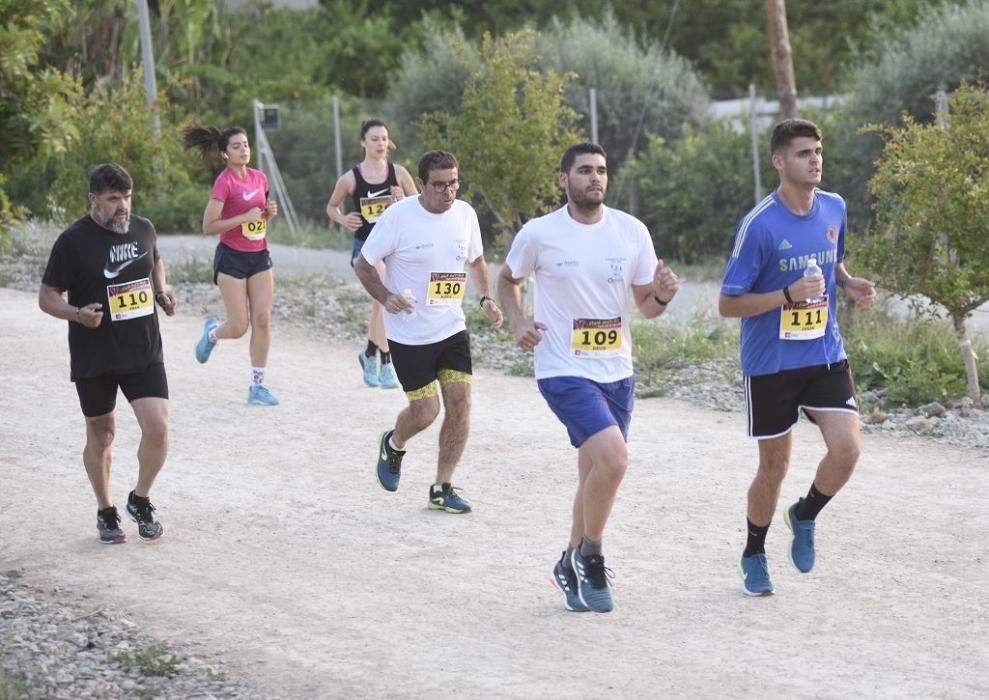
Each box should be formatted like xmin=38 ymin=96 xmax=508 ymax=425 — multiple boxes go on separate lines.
xmin=141 ymin=185 xmax=206 ymax=234
xmin=620 ymin=122 xmax=774 ymax=263
xmin=537 ymin=11 xmax=709 ymax=166
xmin=631 ymin=317 xmax=738 ymax=386
xmin=843 ymin=303 xmax=989 ymax=406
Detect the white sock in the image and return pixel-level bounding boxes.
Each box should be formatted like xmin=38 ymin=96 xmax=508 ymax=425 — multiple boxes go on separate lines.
xmin=252 ymin=367 xmax=265 ymax=385
xmin=208 ymin=328 xmax=218 ymax=343
xmin=388 ymin=435 xmax=402 ymax=451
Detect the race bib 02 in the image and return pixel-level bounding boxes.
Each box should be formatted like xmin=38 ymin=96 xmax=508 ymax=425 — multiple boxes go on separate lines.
xmin=107 ymin=277 xmax=154 ymax=322
xmin=571 ymin=317 xmax=623 ymax=358
xmin=360 ymin=195 xmax=393 ymax=224
xmin=779 ymin=296 xmax=828 ymax=340
xmin=426 ymin=272 xmax=467 ymax=306
xmin=241 ymin=219 xmax=267 ymax=240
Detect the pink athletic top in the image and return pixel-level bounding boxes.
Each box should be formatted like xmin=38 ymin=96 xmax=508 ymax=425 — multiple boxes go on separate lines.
xmin=210 ymin=167 xmax=269 ymax=252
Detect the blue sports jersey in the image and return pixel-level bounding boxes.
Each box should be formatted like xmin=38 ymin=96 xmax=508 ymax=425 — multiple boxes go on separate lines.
xmin=720 ymin=189 xmax=848 ymax=376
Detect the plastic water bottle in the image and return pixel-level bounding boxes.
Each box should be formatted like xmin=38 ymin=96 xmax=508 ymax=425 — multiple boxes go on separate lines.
xmin=803 ymin=258 xmax=824 ymax=303
xmin=402 ymin=288 xmax=417 ymax=317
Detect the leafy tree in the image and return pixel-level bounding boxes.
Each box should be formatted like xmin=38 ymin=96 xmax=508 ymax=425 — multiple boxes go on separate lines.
xmin=537 ymin=12 xmax=708 ymax=165
xmin=620 ymin=122 xmax=774 ymax=264
xmin=418 ymin=31 xmax=581 ymax=247
xmin=849 ymin=0 xmax=989 ymax=125
xmin=856 ymin=83 xmax=989 ymax=401
xmin=0 ymin=0 xmax=79 ymax=244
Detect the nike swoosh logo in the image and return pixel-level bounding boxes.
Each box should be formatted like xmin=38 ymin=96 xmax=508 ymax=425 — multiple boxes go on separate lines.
xmin=242 ymin=188 xmax=260 ymax=201
xmin=367 ymin=188 xmax=389 ymax=198
xmin=103 ymin=251 xmax=148 ymax=279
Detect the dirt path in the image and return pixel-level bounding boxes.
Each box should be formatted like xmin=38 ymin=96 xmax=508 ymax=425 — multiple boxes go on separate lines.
xmin=1 ymin=286 xmax=987 ymax=699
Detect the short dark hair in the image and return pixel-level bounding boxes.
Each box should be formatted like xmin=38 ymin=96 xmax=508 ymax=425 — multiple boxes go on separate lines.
xmin=770 ymin=118 xmax=823 ymax=154
xmin=88 ymin=163 xmax=133 ymax=195
xmin=360 ymin=119 xmax=387 ymax=139
xmin=418 ymin=151 xmax=459 ymax=183
xmin=560 ymin=142 xmax=607 ymax=174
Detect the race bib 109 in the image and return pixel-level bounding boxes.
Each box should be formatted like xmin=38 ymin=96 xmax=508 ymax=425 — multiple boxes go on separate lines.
xmin=571 ymin=317 xmax=623 ymax=358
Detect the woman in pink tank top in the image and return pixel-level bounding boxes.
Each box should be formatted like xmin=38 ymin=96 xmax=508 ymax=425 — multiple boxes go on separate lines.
xmin=183 ymin=124 xmax=281 ymax=406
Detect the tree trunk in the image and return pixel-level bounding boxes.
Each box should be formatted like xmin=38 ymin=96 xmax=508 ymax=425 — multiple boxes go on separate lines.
xmin=766 ymin=0 xmax=798 ymax=119
xmin=952 ymin=313 xmax=982 ymax=403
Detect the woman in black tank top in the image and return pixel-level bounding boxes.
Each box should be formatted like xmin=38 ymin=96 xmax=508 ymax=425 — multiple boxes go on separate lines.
xmin=326 ymin=119 xmax=417 ymax=390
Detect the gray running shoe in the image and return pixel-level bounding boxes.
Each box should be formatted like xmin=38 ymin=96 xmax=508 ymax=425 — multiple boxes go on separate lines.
xmin=97 ymin=506 xmax=126 ymax=544
xmin=126 ymin=490 xmax=163 ymax=540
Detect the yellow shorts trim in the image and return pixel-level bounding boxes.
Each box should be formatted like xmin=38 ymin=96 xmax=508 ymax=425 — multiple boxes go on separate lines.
xmin=406 ymin=382 xmax=439 ymax=402
xmin=437 ymin=369 xmax=472 ymax=387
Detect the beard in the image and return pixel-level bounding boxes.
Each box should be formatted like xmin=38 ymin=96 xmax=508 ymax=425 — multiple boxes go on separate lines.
xmin=97 ymin=209 xmax=131 ymax=234
xmin=566 ymin=187 xmax=606 ymax=210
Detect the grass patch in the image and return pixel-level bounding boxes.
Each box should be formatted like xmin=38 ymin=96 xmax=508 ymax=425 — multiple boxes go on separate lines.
xmin=843 ymin=302 xmax=989 ymax=407
xmin=166 ymin=257 xmax=214 ymax=285
xmin=265 ymin=219 xmax=351 ymax=250
xmin=111 ymin=644 xmax=180 ymax=677
xmin=631 ymin=316 xmax=738 ymax=385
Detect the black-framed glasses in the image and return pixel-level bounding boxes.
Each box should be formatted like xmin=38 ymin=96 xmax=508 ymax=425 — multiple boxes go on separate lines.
xmin=428 ymin=179 xmax=460 ymax=193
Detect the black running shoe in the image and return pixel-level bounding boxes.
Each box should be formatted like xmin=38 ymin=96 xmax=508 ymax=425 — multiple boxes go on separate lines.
xmin=126 ymin=490 xmax=164 ymax=540
xmin=97 ymin=506 xmax=126 ymax=544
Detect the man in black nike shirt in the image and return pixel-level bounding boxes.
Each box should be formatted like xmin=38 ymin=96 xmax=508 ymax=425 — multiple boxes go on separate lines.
xmin=39 ymin=163 xmax=177 ymax=544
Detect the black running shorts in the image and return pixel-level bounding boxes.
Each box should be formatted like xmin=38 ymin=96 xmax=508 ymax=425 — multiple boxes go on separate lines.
xmin=387 ymin=331 xmax=472 ymax=395
xmin=213 ymin=243 xmax=273 ymax=284
xmin=74 ymin=363 xmax=169 ymax=417
xmin=744 ymin=359 xmax=857 ymax=439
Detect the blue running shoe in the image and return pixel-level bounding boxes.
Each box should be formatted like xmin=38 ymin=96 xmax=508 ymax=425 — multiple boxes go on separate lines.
xmin=358 ymin=352 xmax=379 ymax=387
xmin=376 ymin=430 xmax=405 ymax=492
xmin=571 ymin=549 xmax=614 ymax=613
xmin=247 ymin=384 xmax=279 ymax=406
xmin=378 ymin=361 xmax=399 ymax=390
xmin=428 ymin=483 xmax=471 ymax=514
xmin=785 ymin=499 xmax=816 ymax=573
xmin=739 ymin=553 xmax=774 ymax=596
xmin=551 ymin=551 xmax=589 ymax=612
xmin=97 ymin=506 xmax=126 ymax=544
xmin=195 ymin=319 xmax=219 ymax=364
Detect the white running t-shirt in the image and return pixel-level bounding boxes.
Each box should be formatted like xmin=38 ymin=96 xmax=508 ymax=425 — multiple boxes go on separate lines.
xmin=360 ymin=196 xmax=484 ymax=345
xmin=504 ymin=205 xmax=658 ymax=382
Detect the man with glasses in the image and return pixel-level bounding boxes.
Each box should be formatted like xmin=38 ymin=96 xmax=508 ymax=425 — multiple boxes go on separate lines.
xmin=355 ymin=151 xmax=503 ymax=513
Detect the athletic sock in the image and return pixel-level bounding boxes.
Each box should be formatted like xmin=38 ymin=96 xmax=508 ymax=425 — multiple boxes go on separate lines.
xmin=388 ymin=434 xmax=403 ymax=452
xmin=208 ymin=328 xmax=218 ymax=343
xmin=380 ymin=351 xmax=391 ymax=364
xmin=430 ymin=482 xmax=451 ymax=496
xmin=579 ymin=536 xmax=602 ymax=558
xmin=796 ymin=483 xmax=833 ymax=521
xmin=252 ymin=367 xmax=265 ymax=385
xmin=565 ymin=544 xmax=576 ymax=568
xmin=743 ymin=519 xmax=770 ymax=557
xmin=365 ymin=340 xmax=378 ymax=358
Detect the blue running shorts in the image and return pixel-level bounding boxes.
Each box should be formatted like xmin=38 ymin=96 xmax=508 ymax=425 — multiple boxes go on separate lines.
xmin=537 ymin=375 xmax=635 ymax=448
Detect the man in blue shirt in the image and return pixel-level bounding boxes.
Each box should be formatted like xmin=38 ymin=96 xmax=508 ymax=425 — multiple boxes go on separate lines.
xmin=720 ymin=118 xmax=877 ymax=596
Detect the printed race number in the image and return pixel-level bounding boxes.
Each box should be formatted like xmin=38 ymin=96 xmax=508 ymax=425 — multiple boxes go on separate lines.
xmin=241 ymin=219 xmax=267 ymax=240
xmin=426 ymin=272 xmax=467 ymax=306
xmin=779 ymin=297 xmax=828 ymax=340
xmin=107 ymin=277 xmax=154 ymax=322
xmin=571 ymin=317 xmax=623 ymax=358
xmin=360 ymin=196 xmax=393 ymax=223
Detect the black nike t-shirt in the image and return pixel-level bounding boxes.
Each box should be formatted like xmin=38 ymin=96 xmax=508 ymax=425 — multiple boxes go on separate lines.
xmin=42 ymin=214 xmax=164 ymax=381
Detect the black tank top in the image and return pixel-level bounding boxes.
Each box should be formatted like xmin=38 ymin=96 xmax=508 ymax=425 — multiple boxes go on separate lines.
xmin=351 ymin=162 xmax=399 ymax=241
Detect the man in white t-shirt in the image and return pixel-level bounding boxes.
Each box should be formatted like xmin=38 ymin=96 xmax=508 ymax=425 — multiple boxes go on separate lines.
xmin=355 ymin=151 xmax=503 ymax=514
xmin=497 ymin=143 xmax=679 ymax=613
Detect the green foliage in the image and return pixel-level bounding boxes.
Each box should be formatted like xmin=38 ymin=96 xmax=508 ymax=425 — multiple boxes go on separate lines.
xmin=44 ymin=71 xmax=193 ymax=221
xmin=537 ymin=12 xmax=709 ymax=165
xmin=111 ymin=644 xmax=180 ymax=677
xmin=631 ymin=317 xmax=738 ymax=386
xmin=381 ymin=18 xmax=481 ymax=156
xmin=620 ymin=122 xmax=774 ymax=263
xmin=140 ymin=184 xmax=204 ymax=234
xmin=849 ymin=0 xmax=989 ymax=126
xmin=843 ymin=304 xmax=989 ymax=406
xmin=858 ymin=84 xmax=989 ymax=317
xmin=418 ymin=31 xmax=582 ymax=247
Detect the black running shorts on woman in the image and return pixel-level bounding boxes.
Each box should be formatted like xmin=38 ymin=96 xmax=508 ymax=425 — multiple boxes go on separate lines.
xmin=212 ymin=242 xmax=273 ymax=284
xmin=745 ymin=359 xmax=857 ymax=439
xmin=388 ymin=330 xmax=472 ymax=395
